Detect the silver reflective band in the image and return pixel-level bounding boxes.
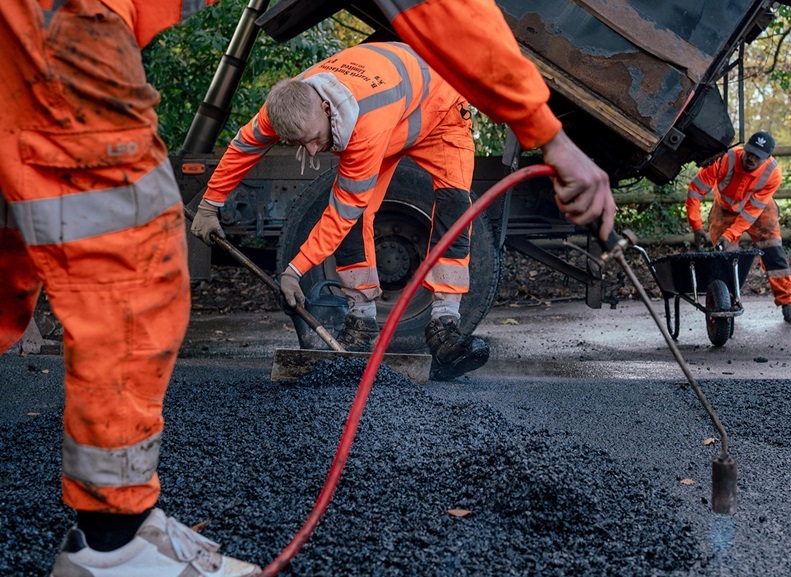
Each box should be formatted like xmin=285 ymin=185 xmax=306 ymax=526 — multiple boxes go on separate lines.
xmin=425 ymin=262 xmax=470 ymax=288
xmin=329 ymin=192 xmax=366 ymax=221
xmin=62 ymin=431 xmax=162 ymax=487
xmin=756 ymin=238 xmax=783 ymax=249
xmin=690 ymin=176 xmax=712 ymax=194
xmin=376 ymin=0 xmax=427 ymax=22
xmin=337 ymin=174 xmax=378 ymax=194
xmin=10 ymin=160 xmax=181 ymax=246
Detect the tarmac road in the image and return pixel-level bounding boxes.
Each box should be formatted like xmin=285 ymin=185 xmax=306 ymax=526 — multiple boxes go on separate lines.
xmin=2 ymin=295 xmax=790 ymax=575
xmin=181 ymin=294 xmax=791 ymax=380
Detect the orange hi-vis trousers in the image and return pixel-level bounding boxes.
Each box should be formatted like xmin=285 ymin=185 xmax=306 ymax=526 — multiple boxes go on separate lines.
xmin=709 ymin=201 xmax=791 ymax=306
xmin=335 ymin=103 xmax=475 ymax=302
xmin=0 ymin=1 xmax=190 ymax=514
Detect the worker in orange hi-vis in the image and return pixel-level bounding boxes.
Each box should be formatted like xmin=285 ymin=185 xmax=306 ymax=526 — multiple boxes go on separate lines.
xmin=686 ymin=131 xmax=791 ymax=323
xmin=0 ymin=2 xmax=261 ymax=576
xmin=371 ymin=0 xmax=616 ymax=240
xmin=192 ymin=42 xmax=491 ymax=381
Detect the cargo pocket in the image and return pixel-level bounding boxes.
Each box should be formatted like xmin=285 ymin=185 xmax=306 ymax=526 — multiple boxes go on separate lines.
xmin=440 ymin=129 xmax=475 ymax=190
xmin=16 ymin=125 xmax=178 ymax=289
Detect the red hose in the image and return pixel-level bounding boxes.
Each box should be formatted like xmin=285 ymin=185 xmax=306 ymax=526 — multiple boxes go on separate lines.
xmin=262 ymin=164 xmax=557 ymax=576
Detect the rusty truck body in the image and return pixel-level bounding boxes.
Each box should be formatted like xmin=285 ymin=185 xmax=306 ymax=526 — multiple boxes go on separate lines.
xmin=175 ymin=0 xmax=779 ymax=352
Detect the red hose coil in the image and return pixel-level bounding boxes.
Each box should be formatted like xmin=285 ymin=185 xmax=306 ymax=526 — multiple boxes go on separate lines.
xmin=262 ymin=164 xmax=557 ymax=576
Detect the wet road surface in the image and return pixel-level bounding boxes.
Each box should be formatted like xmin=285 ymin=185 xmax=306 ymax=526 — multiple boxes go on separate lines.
xmin=2 ymin=295 xmax=790 ymax=575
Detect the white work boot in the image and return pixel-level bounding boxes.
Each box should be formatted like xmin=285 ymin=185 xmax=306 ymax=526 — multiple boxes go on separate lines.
xmin=50 ymin=508 xmax=261 ymax=577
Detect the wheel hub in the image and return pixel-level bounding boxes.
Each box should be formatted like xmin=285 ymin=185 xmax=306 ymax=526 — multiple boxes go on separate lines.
xmin=376 ymin=237 xmax=412 ymax=285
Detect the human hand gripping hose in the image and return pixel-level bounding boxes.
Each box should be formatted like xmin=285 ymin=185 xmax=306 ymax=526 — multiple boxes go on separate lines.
xmin=257 ymin=164 xmax=736 ymax=576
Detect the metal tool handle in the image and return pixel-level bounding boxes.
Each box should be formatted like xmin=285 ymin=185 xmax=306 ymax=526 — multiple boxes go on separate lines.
xmin=183 ymin=206 xmax=345 ymax=352
xmin=586 ymin=215 xmax=736 ymax=513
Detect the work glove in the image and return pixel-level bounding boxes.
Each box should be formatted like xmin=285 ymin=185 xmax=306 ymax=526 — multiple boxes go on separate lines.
xmin=279 ymin=265 xmax=305 ymax=308
xmin=693 ymin=229 xmax=710 ymax=251
xmin=715 ymin=236 xmax=734 ymax=252
xmin=190 ymin=199 xmax=225 ymax=245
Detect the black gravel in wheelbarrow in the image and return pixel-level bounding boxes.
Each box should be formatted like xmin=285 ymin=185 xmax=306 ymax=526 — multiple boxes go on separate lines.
xmin=0 ymin=357 xmax=698 ymax=576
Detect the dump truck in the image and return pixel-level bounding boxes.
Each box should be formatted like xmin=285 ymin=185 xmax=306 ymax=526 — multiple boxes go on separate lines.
xmin=175 ymin=0 xmax=779 ymax=353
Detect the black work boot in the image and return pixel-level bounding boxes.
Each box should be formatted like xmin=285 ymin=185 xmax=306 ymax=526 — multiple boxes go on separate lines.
xmin=783 ymin=303 xmax=791 ymax=323
xmin=336 ymin=315 xmax=380 ymax=352
xmin=425 ymin=316 xmax=489 ymax=380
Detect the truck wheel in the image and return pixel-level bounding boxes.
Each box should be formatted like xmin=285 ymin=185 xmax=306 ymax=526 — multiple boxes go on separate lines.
xmin=276 ymin=159 xmax=502 ymax=353
xmin=705 ymin=279 xmax=732 ymax=347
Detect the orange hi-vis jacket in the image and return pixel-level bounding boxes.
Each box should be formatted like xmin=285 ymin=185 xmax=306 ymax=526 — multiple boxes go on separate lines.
xmin=204 ymin=42 xmax=466 ymax=276
xmin=686 ymin=148 xmax=782 ymax=244
xmin=375 ymin=0 xmax=562 ymax=151
xmin=1 ymin=0 xmax=215 ymax=514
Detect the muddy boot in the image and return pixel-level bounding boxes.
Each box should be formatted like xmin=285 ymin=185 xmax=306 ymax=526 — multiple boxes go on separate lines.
xmin=336 ymin=315 xmax=380 ymax=352
xmin=425 ymin=316 xmax=489 ymax=380
xmin=783 ymin=303 xmax=791 ymax=323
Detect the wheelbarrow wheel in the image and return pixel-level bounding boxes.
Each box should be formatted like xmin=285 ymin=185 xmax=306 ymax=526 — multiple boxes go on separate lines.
xmin=706 ymin=280 xmax=733 ymax=347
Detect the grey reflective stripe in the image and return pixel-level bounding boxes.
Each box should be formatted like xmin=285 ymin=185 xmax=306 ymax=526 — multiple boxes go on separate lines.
xmin=41 ymin=0 xmax=67 ymax=27
xmin=232 ymin=129 xmax=275 ymax=155
xmin=337 ymin=266 xmax=381 ymax=288
xmin=731 ymin=158 xmax=777 ymax=216
xmin=251 ymin=115 xmax=277 ymax=146
xmin=375 ymin=0 xmax=427 ymax=21
xmin=181 ymin=0 xmax=207 ymax=21
xmin=404 ymin=69 xmax=431 ymax=149
xmin=718 ymin=150 xmax=737 ymax=201
xmin=752 ymin=159 xmax=778 ymax=193
xmin=400 ymin=44 xmax=431 ymax=149
xmin=329 ymin=193 xmax=366 ymax=220
xmin=690 ymin=176 xmax=711 ymax=194
xmin=738 ymin=209 xmax=757 ymax=224
xmin=10 ymin=160 xmax=180 ymax=246
xmin=425 ymin=263 xmax=470 ymax=288
xmin=357 ymin=44 xmax=412 ymax=115
xmin=756 ymin=238 xmax=783 ymax=249
xmin=62 ymin=431 xmax=161 ymax=488
xmin=357 ymin=83 xmax=408 ymax=115
xmin=768 ymin=268 xmax=791 ymax=278
xmin=337 ymin=174 xmax=378 ymax=194
xmin=358 ymin=43 xmax=432 ymax=150
xmin=749 ymin=197 xmax=768 ymax=210
xmin=687 ymin=189 xmax=706 ymax=201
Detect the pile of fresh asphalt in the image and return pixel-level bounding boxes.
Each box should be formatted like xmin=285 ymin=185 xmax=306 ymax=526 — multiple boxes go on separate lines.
xmin=0 ymin=355 xmax=701 ymax=576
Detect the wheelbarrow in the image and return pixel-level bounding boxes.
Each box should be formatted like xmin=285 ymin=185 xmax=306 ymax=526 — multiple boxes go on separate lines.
xmin=631 ymin=247 xmax=763 ymax=347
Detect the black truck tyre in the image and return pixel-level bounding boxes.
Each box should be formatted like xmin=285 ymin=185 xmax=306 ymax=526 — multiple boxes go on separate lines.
xmin=276 ymin=159 xmax=502 ymax=353
xmin=705 ymin=279 xmax=732 ymax=347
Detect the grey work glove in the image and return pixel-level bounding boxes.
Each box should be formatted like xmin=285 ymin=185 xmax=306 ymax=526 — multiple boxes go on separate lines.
xmin=190 ymin=199 xmax=225 ymax=245
xmin=693 ymin=229 xmax=710 ymax=250
xmin=279 ymin=266 xmax=305 ymax=308
xmin=715 ymin=236 xmax=734 ymax=252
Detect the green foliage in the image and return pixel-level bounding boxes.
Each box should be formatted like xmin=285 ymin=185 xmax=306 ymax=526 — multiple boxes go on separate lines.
xmin=142 ymin=2 xmax=370 ymax=151
xmin=611 ymin=165 xmax=698 ymax=237
xmin=469 ymin=106 xmax=508 ymax=156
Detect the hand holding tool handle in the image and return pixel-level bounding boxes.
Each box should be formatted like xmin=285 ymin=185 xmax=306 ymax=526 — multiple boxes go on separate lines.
xmin=183 ymin=205 xmax=345 ymax=352
xmin=587 ymin=218 xmax=621 ymax=253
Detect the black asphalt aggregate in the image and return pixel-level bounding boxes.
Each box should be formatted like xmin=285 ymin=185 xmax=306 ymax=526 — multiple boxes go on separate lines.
xmin=1 ymin=354 xmax=790 ymax=576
